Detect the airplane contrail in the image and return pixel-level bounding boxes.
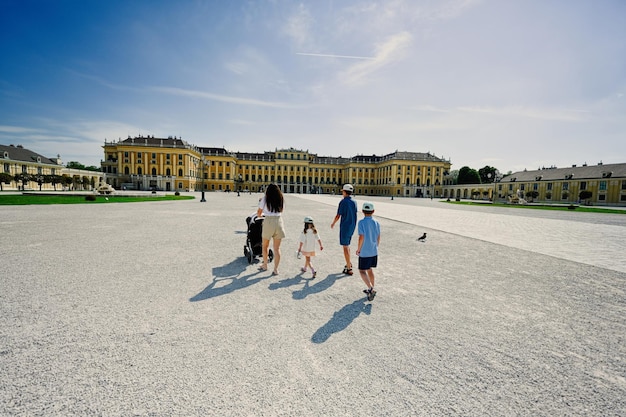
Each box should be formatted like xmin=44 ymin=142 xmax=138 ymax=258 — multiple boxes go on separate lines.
xmin=296 ymin=52 xmax=375 ymax=60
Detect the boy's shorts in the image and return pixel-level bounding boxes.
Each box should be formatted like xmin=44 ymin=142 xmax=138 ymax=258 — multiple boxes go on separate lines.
xmin=262 ymin=216 xmax=286 ymax=240
xmin=358 ymin=255 xmax=378 ymax=270
xmin=339 ymin=226 xmax=355 ymax=246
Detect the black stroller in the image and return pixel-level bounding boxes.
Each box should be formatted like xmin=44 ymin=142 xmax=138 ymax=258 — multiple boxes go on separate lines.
xmin=244 ymin=213 xmax=273 ymax=264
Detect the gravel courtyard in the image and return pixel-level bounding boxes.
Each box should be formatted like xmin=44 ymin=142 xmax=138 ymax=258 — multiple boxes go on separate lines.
xmin=1 ymin=192 xmax=625 ymax=416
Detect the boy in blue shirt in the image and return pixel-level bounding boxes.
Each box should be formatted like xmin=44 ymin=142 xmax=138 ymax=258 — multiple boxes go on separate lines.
xmin=356 ymin=201 xmax=381 ymax=301
xmin=331 ymin=184 xmax=357 ymax=275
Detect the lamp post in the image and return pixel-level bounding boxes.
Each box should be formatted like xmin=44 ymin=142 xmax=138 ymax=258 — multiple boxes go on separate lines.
xmin=200 ymin=152 xmax=206 ymax=202
xmin=488 ymin=171 xmax=501 ymax=203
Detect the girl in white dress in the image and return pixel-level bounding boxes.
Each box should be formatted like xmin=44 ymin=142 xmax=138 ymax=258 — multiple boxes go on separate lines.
xmin=297 ymin=216 xmax=324 ymax=278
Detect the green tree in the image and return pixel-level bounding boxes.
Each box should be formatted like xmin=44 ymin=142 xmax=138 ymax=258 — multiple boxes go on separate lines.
xmin=66 ymin=161 xmax=86 ymax=170
xmin=478 ymin=166 xmax=498 ymax=183
xmin=66 ymin=161 xmax=101 ymax=172
xmin=525 ymin=190 xmax=539 ymax=202
xmin=61 ymin=175 xmax=73 ymax=190
xmin=457 ymin=166 xmax=481 ymax=184
xmin=36 ymin=175 xmax=45 ymax=191
xmin=0 ymin=172 xmax=12 ymax=191
xmin=579 ymin=190 xmax=592 ymax=204
xmin=14 ymin=173 xmax=32 ymax=190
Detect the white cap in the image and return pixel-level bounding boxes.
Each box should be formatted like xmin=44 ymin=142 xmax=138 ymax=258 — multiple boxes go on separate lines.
xmin=304 ymin=216 xmax=314 ymax=223
xmin=342 ymin=184 xmax=354 ymax=192
xmin=362 ymin=201 xmax=375 ymax=211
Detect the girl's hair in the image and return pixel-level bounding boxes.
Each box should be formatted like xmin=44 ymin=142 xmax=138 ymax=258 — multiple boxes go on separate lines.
xmin=303 ymin=223 xmax=318 ymax=234
xmin=264 ymin=183 xmax=284 ymax=213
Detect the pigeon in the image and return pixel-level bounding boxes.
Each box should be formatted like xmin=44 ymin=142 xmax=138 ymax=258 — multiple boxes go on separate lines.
xmin=417 ymin=232 xmax=427 ymax=242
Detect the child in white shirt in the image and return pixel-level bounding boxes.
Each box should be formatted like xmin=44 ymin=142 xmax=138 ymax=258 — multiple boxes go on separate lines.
xmin=297 ymin=216 xmax=324 ymax=278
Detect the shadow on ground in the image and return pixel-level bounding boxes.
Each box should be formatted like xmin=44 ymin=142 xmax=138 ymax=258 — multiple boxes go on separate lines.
xmin=189 ymin=257 xmax=268 ymax=301
xmin=291 ymin=273 xmax=348 ymax=300
xmin=311 ymin=298 xmax=372 ymax=344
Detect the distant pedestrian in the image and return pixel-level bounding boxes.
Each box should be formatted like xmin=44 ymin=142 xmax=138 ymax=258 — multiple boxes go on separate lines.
xmin=257 ymin=183 xmax=285 ymax=275
xmin=297 ymin=216 xmax=323 ymax=278
xmin=331 ymin=184 xmax=357 ymax=275
xmin=356 ymin=201 xmax=381 ymax=301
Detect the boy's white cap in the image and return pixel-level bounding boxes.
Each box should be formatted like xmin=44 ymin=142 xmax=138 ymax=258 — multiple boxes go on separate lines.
xmin=362 ymin=201 xmax=375 ymax=211
xmin=304 ymin=216 xmax=314 ymax=223
xmin=342 ymin=184 xmax=354 ymax=192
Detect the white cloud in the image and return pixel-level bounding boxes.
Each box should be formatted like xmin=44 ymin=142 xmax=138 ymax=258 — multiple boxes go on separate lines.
xmin=282 ymin=3 xmax=315 ymax=50
xmin=339 ymin=31 xmax=413 ymax=85
xmin=149 ymin=86 xmax=301 ymax=109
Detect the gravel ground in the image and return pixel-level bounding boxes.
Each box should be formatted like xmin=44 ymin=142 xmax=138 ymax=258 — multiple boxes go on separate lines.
xmin=1 ymin=192 xmax=625 ymax=416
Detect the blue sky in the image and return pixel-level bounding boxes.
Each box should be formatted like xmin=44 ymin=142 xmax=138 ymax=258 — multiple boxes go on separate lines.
xmin=1 ymin=0 xmax=625 ymax=173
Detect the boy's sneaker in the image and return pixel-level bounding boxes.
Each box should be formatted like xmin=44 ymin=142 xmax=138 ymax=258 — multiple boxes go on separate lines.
xmin=368 ymin=289 xmax=377 ymax=301
xmin=343 ymin=265 xmax=354 ymax=275
xmin=312 ymin=269 xmax=317 ymax=278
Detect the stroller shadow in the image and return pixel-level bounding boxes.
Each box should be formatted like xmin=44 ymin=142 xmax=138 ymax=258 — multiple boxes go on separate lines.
xmin=311 ymin=298 xmax=372 ymax=344
xmin=292 ymin=273 xmax=347 ymax=300
xmin=189 ymin=258 xmax=267 ymax=302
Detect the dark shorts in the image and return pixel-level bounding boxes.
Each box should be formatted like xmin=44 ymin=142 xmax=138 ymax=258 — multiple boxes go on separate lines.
xmin=339 ymin=226 xmax=355 ymax=246
xmin=358 ymin=255 xmax=378 ymax=270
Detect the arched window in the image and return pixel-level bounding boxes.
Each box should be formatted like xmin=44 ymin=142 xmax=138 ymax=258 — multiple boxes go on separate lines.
xmin=152 ymin=168 xmax=157 ymax=175
xmin=138 ymin=167 xmax=143 ymax=175
xmin=124 ymin=166 xmax=130 ymax=175
xmin=178 ymin=169 xmax=183 ymax=176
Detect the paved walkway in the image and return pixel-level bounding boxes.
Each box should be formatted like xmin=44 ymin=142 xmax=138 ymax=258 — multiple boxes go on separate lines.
xmin=297 ymin=194 xmax=626 ymax=273
xmin=1 ymin=193 xmax=625 ymax=416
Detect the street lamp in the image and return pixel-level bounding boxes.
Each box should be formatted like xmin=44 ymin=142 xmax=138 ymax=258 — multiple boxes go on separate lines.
xmin=488 ymin=171 xmax=501 ymax=203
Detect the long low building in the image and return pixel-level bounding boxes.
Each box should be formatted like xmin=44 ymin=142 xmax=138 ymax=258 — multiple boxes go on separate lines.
xmin=101 ymin=136 xmax=452 ymax=197
xmin=443 ymin=162 xmax=626 ymax=206
xmin=1 ymin=144 xmax=103 ymax=191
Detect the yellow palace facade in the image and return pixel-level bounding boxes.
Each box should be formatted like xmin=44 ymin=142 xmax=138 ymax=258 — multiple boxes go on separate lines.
xmin=102 ymin=136 xmax=452 ymax=197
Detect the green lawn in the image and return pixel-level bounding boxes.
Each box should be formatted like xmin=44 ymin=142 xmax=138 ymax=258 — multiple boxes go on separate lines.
xmin=0 ymin=194 xmax=195 ymax=205
xmin=445 ymin=200 xmax=626 ymax=215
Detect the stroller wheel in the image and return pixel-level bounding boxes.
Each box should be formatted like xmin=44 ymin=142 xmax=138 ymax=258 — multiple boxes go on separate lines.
xmin=244 ymin=246 xmax=252 ymax=264
xmin=268 ymin=249 xmax=274 ymax=263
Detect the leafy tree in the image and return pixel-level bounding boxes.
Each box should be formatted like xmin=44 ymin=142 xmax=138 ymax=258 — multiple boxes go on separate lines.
xmin=66 ymin=162 xmax=100 ymax=172
xmin=0 ymin=172 xmax=12 ymax=191
xmin=457 ymin=166 xmax=481 ymax=184
xmin=579 ymin=190 xmax=592 ymax=203
xmin=525 ymin=190 xmax=539 ymax=202
xmin=478 ymin=166 xmax=499 ymax=183
xmin=36 ymin=175 xmax=44 ymax=191
xmin=66 ymin=161 xmax=86 ymax=170
xmin=13 ymin=173 xmax=32 ymax=190
xmin=49 ymin=175 xmax=63 ymax=191
xmin=61 ymin=175 xmax=73 ymax=189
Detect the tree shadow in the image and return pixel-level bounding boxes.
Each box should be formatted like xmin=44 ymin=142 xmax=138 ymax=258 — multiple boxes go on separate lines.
xmin=292 ymin=273 xmax=348 ymax=300
xmin=189 ymin=258 xmax=268 ymax=302
xmin=311 ymin=298 xmax=372 ymax=344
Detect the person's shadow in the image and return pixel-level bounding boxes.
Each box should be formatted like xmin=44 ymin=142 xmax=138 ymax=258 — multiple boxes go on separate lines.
xmin=311 ymin=298 xmax=372 ymax=344
xmin=189 ymin=258 xmax=268 ymax=302
xmin=292 ymin=273 xmax=347 ymax=300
